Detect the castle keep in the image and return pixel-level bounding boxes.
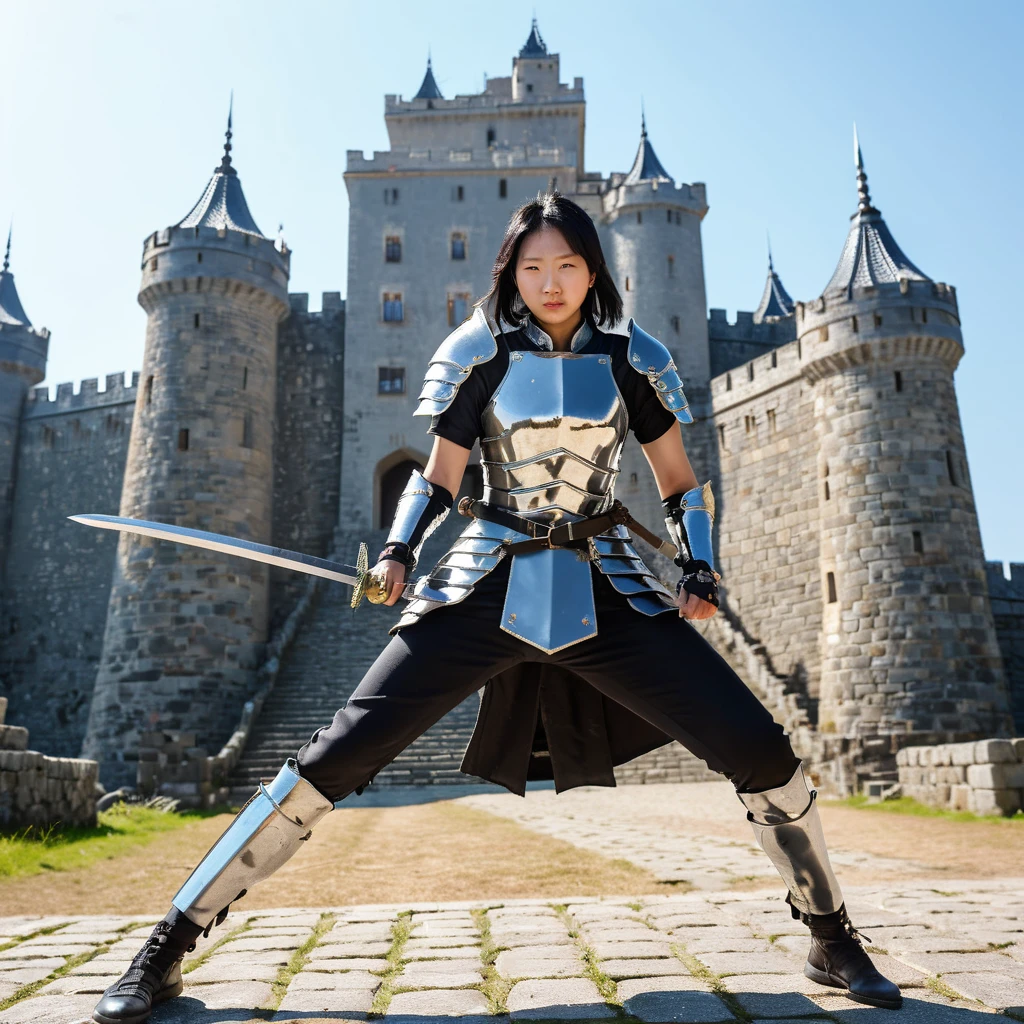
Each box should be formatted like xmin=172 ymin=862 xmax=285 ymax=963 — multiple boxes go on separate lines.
xmin=0 ymin=22 xmax=1020 ymax=796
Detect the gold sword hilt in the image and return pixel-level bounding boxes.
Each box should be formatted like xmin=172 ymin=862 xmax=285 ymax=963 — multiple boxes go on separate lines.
xmin=350 ymin=542 xmax=398 ymax=609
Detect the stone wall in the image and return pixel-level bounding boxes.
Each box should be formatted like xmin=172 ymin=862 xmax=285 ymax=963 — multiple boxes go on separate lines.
xmin=707 ymin=308 xmax=795 ymax=378
xmin=987 ymin=562 xmax=1024 ymax=732
xmin=896 ymin=737 xmax=1024 ymax=816
xmin=270 ymin=294 xmax=346 ymax=627
xmin=0 ymin=374 xmax=137 ymax=757
xmin=0 ymin=696 xmax=98 ymax=828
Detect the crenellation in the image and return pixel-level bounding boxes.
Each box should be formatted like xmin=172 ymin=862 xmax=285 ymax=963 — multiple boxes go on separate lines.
xmin=24 ymin=371 xmax=138 ymax=417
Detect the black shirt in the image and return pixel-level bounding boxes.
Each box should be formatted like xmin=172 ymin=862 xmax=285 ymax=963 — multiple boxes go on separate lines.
xmin=428 ymin=326 xmax=677 ymax=450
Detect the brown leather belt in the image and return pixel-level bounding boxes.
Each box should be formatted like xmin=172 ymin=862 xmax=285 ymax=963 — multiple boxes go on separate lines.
xmin=457 ymin=497 xmax=676 ymax=559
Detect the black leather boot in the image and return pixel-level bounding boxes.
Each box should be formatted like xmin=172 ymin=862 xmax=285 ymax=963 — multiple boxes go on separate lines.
xmin=792 ymin=897 xmax=902 ymax=1009
xmin=92 ymin=908 xmax=203 ymax=1024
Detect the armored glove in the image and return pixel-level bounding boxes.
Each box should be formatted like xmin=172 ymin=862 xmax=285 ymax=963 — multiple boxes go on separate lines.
xmin=663 ymin=482 xmax=719 ymax=608
xmin=377 ymin=469 xmax=453 ymax=574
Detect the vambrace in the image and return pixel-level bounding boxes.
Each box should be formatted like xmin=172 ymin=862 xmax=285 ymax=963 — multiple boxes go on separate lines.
xmin=738 ymin=763 xmax=844 ymax=917
xmin=663 ymin=481 xmax=719 ymax=606
xmin=380 ymin=469 xmax=453 ymax=571
xmin=172 ymin=760 xmax=333 ymax=929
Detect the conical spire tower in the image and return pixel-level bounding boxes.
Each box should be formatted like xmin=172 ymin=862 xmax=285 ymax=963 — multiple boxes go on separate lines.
xmin=623 ymin=110 xmax=673 ymax=185
xmin=413 ymin=54 xmax=444 ymax=100
xmin=0 ymin=225 xmax=33 ymax=328
xmin=520 ymin=17 xmax=547 ymax=56
xmin=821 ymin=127 xmax=929 ymax=298
xmin=753 ymin=238 xmax=794 ymax=323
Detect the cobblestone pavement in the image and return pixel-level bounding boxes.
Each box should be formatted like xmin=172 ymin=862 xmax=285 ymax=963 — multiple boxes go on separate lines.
xmin=457 ymin=783 xmax=931 ymax=890
xmin=2 ymin=885 xmax=1023 ymax=1022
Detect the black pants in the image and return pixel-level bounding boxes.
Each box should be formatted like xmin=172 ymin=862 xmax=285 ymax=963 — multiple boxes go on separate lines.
xmin=297 ymin=561 xmax=798 ymax=802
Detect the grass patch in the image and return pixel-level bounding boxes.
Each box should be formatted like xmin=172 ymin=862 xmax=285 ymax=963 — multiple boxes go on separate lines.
xmin=268 ymin=912 xmax=336 ymax=1009
xmin=473 ymin=906 xmax=515 ymax=1014
xmin=0 ymin=803 xmax=225 ymax=881
xmin=0 ymin=919 xmax=141 ymax=1013
xmin=827 ymin=794 xmax=1024 ymax=824
xmin=182 ymin=917 xmax=253 ymax=975
xmin=369 ymin=911 xmax=414 ymax=1016
xmin=552 ymin=904 xmax=621 ymax=1011
xmin=927 ymin=975 xmax=967 ymax=1002
xmin=669 ymin=942 xmax=752 ymax=1023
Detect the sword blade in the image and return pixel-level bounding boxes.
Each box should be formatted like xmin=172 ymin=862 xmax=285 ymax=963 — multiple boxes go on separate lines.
xmin=69 ymin=514 xmax=365 ymax=587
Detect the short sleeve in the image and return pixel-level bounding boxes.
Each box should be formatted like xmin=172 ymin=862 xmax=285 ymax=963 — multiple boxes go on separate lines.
xmin=612 ymin=351 xmax=678 ymax=444
xmin=427 ymin=347 xmax=507 ymax=450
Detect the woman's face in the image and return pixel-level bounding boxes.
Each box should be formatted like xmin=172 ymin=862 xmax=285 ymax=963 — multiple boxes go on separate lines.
xmin=514 ymin=225 xmax=596 ymax=332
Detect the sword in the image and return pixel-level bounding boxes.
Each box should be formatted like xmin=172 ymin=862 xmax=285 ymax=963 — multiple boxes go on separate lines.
xmin=68 ymin=514 xmax=398 ymax=609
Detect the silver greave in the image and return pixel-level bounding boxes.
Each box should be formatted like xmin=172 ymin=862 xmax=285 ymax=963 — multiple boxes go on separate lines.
xmin=172 ymin=760 xmax=333 ymax=928
xmin=738 ymin=763 xmax=844 ymax=917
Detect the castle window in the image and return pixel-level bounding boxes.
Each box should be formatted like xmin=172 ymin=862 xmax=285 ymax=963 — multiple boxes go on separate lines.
xmin=666 ymin=210 xmax=672 ymax=223
xmin=448 ymin=292 xmax=472 ymax=326
xmin=499 ymin=178 xmax=508 ymax=198
xmin=177 ymin=428 xmax=189 ymax=452
xmin=912 ymin=530 xmax=923 ymax=554
xmin=384 ymin=187 xmax=400 ymax=205
xmin=826 ymin=572 xmax=837 ymax=604
xmin=194 ymin=313 xmax=200 ymax=329
xmin=196 ymin=252 xmax=202 ymax=264
xmin=241 ymin=413 xmax=253 ymax=449
xmin=450 ymin=232 xmax=467 ymax=260
xmin=452 ymin=185 xmax=465 ymax=202
xmin=378 ymin=367 xmax=406 ymax=395
xmin=946 ymin=449 xmax=959 ymax=486
xmin=382 ymin=292 xmax=404 ymax=322
xmin=487 ymin=127 xmax=496 ymax=146
xmin=824 ymin=463 xmax=830 ymax=501
xmin=42 ymin=426 xmax=55 ymax=449
xmin=385 ymin=236 xmax=402 ymax=263
xmin=744 ymin=414 xmax=755 ymax=435
xmin=874 ymin=313 xmax=883 ymax=327
xmin=894 ymin=370 xmax=903 ymax=392
xmin=625 ymin=276 xmax=631 ymax=292
xmin=767 ymin=408 xmax=777 ymax=433
xmin=145 ymin=375 xmax=153 ymax=406
xmin=242 ymin=366 xmax=248 ymax=391
xmin=150 ymin=257 xmax=158 ymax=271
xmin=670 ymin=315 xmax=680 ymax=333
xmin=717 ymin=423 xmax=727 ymax=450
xmin=636 ymin=212 xmax=642 ymax=224
xmin=667 ymin=255 xmax=675 ymax=278
xmin=630 ymin=472 xmax=638 ymax=484
xmin=851 ymin=315 xmax=858 ymax=333
xmin=526 ymin=83 xmax=533 ymax=92
xmin=771 ymin=350 xmax=777 ymax=368
xmin=725 ymin=373 xmax=732 ymax=391
xmin=747 ymin=362 xmax=754 ymax=382
xmin=819 ymin=325 xmax=829 ymax=342
xmin=922 ymin=308 xmax=928 ymax=323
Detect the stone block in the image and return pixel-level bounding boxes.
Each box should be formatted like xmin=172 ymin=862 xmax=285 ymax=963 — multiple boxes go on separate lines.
xmin=975 ymin=739 xmax=1017 ymax=763
xmin=968 ymin=762 xmax=1024 ymax=789
xmin=386 ymin=989 xmax=491 ymax=1017
xmin=950 ymin=742 xmax=977 ymax=766
xmin=622 ymin=987 xmax=732 ymax=1023
xmin=506 ymin=978 xmax=616 ymax=1019
xmin=598 ymin=958 xmax=690 ymax=979
xmin=1014 ymin=738 xmax=1024 ymax=761
xmin=969 ymin=788 xmax=1022 ymax=816
xmin=941 ymin=971 xmax=1024 ymax=1010
xmin=0 ymin=725 xmax=29 ymax=751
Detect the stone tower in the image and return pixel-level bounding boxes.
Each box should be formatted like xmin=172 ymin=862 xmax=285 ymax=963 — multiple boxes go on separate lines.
xmin=600 ymin=116 xmax=711 ymax=387
xmin=799 ymin=132 xmax=1010 ymax=767
xmin=83 ymin=110 xmax=290 ymax=786
xmin=0 ymin=230 xmax=49 ymax=584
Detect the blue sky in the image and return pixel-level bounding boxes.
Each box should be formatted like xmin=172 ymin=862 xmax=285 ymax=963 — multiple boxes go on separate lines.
xmin=1 ymin=0 xmax=1021 ymax=562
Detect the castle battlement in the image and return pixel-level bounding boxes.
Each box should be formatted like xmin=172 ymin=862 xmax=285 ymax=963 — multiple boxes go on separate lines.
xmin=287 ymin=292 xmax=344 ymax=315
xmin=709 ymin=335 xmax=804 ymax=412
xmin=708 ymin=308 xmax=795 ymax=345
xmin=603 ymin=178 xmax=707 ymax=216
xmin=987 ymin=562 xmax=1024 ymax=602
xmin=24 ymin=372 xmax=139 ymax=418
xmin=796 ymin=278 xmax=959 ymax=334
xmin=384 ymin=85 xmax=584 ymax=116
xmin=345 ymin=144 xmax=578 ymax=175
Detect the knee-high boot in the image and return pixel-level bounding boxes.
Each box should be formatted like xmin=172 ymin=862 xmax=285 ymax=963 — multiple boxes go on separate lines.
xmin=738 ymin=763 xmax=902 ymax=1010
xmin=92 ymin=760 xmax=333 ymax=1024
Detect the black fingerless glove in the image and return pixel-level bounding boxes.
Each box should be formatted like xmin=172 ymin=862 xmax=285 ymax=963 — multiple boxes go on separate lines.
xmin=377 ymin=541 xmax=416 ymax=571
xmin=676 ymin=558 xmax=720 ymax=608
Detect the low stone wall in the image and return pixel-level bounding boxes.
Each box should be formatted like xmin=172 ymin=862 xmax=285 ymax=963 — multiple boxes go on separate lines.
xmin=0 ymin=696 xmax=99 ymax=829
xmin=614 ymin=742 xmax=721 ymax=785
xmin=896 ymin=737 xmax=1024 ymax=816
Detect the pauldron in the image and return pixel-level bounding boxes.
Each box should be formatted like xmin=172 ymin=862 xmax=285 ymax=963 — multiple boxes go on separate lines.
xmin=626 ymin=320 xmax=693 ymax=424
xmin=414 ymin=307 xmax=498 ymax=418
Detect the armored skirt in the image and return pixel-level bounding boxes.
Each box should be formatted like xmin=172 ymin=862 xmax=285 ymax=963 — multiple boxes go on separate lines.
xmin=297 ymin=316 xmax=799 ymax=801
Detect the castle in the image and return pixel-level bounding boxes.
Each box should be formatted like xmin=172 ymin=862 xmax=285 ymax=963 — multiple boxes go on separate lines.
xmin=0 ymin=21 xmax=1020 ymax=793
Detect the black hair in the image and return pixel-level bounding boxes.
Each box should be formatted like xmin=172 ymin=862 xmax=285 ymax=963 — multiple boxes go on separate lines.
xmin=482 ymin=192 xmax=623 ymax=329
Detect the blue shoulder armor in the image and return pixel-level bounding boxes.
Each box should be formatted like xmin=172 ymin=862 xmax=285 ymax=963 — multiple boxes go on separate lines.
xmin=414 ymin=306 xmax=499 ymax=417
xmin=626 ymin=319 xmax=694 ymax=424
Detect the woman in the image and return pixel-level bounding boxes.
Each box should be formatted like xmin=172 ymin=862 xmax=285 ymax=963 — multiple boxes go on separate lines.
xmin=92 ymin=194 xmax=901 ymax=1024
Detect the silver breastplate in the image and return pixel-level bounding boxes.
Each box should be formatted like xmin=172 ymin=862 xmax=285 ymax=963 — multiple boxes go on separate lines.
xmin=479 ymin=351 xmax=628 ymax=523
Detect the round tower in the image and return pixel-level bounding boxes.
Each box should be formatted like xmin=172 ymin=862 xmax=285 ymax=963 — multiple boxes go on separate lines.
xmin=601 ymin=114 xmax=711 ymax=388
xmin=0 ymin=228 xmax=49 ymax=580
xmin=800 ymin=132 xmax=1009 ymax=776
xmin=83 ymin=110 xmax=290 ymax=786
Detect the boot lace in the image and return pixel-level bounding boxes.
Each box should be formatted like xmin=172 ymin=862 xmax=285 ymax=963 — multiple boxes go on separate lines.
xmin=110 ymin=921 xmax=194 ymax=995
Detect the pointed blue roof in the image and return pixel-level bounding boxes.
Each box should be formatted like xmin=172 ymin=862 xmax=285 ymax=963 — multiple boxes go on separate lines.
xmin=822 ymin=127 xmax=930 ymax=298
xmin=519 ymin=18 xmax=547 ymax=57
xmin=177 ymin=101 xmax=267 ymax=238
xmin=0 ymin=228 xmax=31 ymax=328
xmin=623 ymin=114 xmax=673 ymax=185
xmin=414 ymin=56 xmax=444 ymax=100
xmin=753 ymin=246 xmax=794 ymax=323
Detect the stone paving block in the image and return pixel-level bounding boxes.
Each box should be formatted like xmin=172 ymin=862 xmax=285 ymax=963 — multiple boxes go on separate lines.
xmin=405 ymin=937 xmax=482 ymax=952
xmin=589 ymin=939 xmax=672 ymax=959
xmin=0 ymin=993 xmax=100 ymax=1023
xmin=488 ymin=929 xmax=571 ymax=948
xmin=249 ymin=912 xmax=324 ymax=927
xmin=179 ymin=979 xmax=277 ymax=1010
xmin=312 ymin=941 xmax=392 ymax=958
xmin=0 ymin=942 xmax=94 ymax=958
xmin=819 ymin=992 xmax=1001 ymax=1020
xmin=275 ymin=984 xmax=374 ymax=1015
xmin=695 ymin=949 xmax=803 ymax=975
xmin=184 ymin=957 xmax=284 ymax=984
xmin=404 ymin=946 xmax=481 ymax=961
xmin=943 ymin=970 xmax=1024 ymax=1009
xmin=579 ymin=924 xmax=654 ymax=941
xmin=506 ymin=977 xmax=617 ymax=1019
xmin=599 ymin=958 xmax=691 ymax=979
xmin=219 ymin=934 xmax=306 ymax=952
xmin=616 ymin=975 xmax=709 ymax=998
xmin=686 ymin=937 xmax=770 ymax=954
xmin=35 ymin=972 xmax=112 ymax=995
xmin=889 ymin=935 xmax=990 ymax=952
xmin=897 ymin=950 xmax=1023 ymax=975
xmin=730 ymin=987 xmax=822 ymax=1018
xmin=0 ymin=963 xmax=63 ymax=983
xmin=621 ymin=987 xmax=734 ymax=1023
xmin=397 ymin=962 xmax=484 ymax=988
xmin=495 ymin=948 xmax=583 ymax=978
xmin=208 ymin=949 xmax=293 ymax=967
xmin=665 ymin=925 xmax=756 ymax=942
xmin=386 ymin=988 xmax=492 ymax=1017
xmin=328 ymin=924 xmax=395 ymax=941
xmin=245 ymin=926 xmax=315 ymax=938
xmin=287 ymin=970 xmax=382 ymax=992
xmin=305 ymin=957 xmax=389 ymax=972
xmin=721 ymin=972 xmax=835 ymax=996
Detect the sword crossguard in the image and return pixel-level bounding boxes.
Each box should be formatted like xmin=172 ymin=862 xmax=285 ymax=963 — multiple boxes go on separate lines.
xmin=349 ymin=541 xmax=393 ymax=609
